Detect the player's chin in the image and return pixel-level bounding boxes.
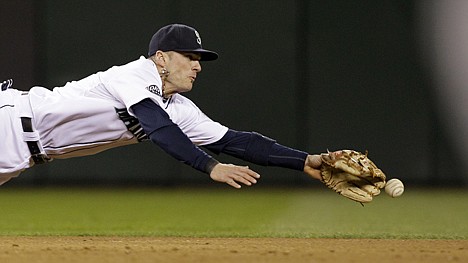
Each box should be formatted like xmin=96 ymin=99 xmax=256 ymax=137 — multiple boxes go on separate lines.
xmin=175 ymin=86 xmax=193 ymax=94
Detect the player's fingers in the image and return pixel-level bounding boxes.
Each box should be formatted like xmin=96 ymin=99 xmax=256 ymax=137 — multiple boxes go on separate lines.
xmin=307 ymin=155 xmax=322 ymax=168
xmin=227 ymin=179 xmax=242 ymax=189
xmin=304 ymin=166 xmax=322 ymax=181
xmin=241 ymin=166 xmax=262 ymax=184
xmin=240 ymin=166 xmax=261 ymax=179
xmin=210 ymin=163 xmax=260 ymax=188
xmin=232 ymin=174 xmax=255 ymax=186
xmin=243 ymin=174 xmax=258 ymax=184
xmin=238 ymin=169 xmax=259 ymax=184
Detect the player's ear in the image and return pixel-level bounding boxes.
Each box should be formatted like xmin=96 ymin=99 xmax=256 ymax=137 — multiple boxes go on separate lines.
xmin=151 ymin=51 xmax=168 ymax=70
xmin=155 ymin=51 xmax=167 ymax=63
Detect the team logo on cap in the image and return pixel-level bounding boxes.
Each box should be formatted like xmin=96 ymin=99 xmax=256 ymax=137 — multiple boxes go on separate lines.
xmin=195 ymin=30 xmax=201 ymax=45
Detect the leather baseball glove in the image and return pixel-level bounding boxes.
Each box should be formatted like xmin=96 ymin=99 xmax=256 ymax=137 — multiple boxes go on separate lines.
xmin=320 ymin=150 xmax=386 ymax=203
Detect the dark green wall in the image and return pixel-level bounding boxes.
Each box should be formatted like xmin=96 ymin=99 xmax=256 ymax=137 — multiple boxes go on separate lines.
xmin=1 ymin=1 xmax=463 ymax=186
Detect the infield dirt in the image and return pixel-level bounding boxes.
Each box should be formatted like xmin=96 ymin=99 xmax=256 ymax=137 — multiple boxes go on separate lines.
xmin=0 ymin=237 xmax=466 ymax=263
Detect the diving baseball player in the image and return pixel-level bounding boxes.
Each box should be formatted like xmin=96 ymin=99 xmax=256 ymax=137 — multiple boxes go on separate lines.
xmin=0 ymin=24 xmax=324 ymax=187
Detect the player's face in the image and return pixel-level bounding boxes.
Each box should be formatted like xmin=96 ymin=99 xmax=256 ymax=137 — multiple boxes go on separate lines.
xmin=164 ymin=52 xmax=202 ymax=95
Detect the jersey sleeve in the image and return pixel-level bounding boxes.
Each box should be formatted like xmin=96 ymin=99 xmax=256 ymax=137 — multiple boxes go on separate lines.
xmin=170 ymin=95 xmax=228 ymax=146
xmin=131 ymin=99 xmax=219 ymax=174
xmin=100 ymin=57 xmax=166 ymax=116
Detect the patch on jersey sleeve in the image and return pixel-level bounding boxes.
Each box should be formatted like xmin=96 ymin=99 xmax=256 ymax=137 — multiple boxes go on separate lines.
xmin=146 ymin=85 xmax=162 ymax=96
xmin=146 ymin=84 xmax=170 ymax=105
xmin=115 ymin=108 xmax=148 ymax=142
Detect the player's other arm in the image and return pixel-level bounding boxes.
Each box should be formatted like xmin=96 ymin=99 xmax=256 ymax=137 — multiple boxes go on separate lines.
xmin=130 ymin=99 xmax=259 ymax=188
xmin=204 ymin=130 xmax=323 ymax=180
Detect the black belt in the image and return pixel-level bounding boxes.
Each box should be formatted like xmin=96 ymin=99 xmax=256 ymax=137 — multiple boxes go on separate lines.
xmin=20 ymin=117 xmax=50 ymax=164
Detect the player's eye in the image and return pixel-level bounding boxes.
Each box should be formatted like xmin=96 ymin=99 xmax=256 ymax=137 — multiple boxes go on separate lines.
xmin=183 ymin=53 xmax=201 ymax=61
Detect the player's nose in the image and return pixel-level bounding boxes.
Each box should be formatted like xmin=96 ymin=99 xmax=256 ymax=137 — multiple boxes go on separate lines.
xmin=192 ymin=61 xmax=201 ymax=72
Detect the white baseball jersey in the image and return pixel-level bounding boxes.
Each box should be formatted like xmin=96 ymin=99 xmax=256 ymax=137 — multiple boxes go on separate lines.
xmin=0 ymin=56 xmax=228 ymax=184
xmin=0 ymin=89 xmax=31 ymax=183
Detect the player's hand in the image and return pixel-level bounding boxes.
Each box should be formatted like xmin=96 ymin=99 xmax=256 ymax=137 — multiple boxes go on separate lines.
xmin=303 ymin=154 xmax=322 ymax=180
xmin=303 ymin=152 xmax=343 ymax=181
xmin=209 ymin=163 xmax=260 ymax=189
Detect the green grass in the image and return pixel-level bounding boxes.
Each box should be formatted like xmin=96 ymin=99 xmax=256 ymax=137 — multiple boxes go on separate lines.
xmin=0 ymin=187 xmax=467 ymax=239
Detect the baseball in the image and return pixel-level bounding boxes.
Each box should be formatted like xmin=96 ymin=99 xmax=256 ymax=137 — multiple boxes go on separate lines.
xmin=385 ymin=178 xmax=404 ymax=198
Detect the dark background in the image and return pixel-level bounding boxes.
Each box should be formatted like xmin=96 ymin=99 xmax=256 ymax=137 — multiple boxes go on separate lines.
xmin=1 ymin=0 xmax=464 ymax=187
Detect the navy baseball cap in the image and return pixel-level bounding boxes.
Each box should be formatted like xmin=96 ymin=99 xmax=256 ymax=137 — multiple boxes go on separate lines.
xmin=148 ymin=24 xmax=218 ymax=61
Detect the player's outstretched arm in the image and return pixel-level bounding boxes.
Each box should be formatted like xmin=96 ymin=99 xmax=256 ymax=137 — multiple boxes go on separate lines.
xmin=209 ymin=164 xmax=260 ymax=189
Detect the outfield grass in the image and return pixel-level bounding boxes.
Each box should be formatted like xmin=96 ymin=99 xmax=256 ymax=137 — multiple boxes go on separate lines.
xmin=0 ymin=187 xmax=466 ymax=239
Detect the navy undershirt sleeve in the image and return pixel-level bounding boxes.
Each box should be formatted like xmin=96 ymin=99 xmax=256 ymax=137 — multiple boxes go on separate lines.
xmin=204 ymin=129 xmax=308 ymax=171
xmin=130 ymin=98 xmax=218 ymax=174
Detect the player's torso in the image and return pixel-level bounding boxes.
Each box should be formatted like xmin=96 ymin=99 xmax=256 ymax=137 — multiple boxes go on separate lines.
xmin=26 ymin=57 xmax=157 ymax=158
xmin=29 ymin=86 xmax=138 ymax=159
xmin=28 ymin=56 xmax=226 ymax=157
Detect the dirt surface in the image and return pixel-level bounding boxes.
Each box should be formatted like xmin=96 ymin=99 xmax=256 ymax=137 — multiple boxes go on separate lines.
xmin=0 ymin=237 xmax=466 ymax=263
